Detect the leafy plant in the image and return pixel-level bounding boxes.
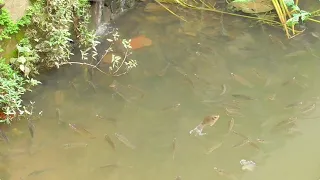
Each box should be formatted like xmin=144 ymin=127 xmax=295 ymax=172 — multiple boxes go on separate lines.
xmin=0 ymin=58 xmax=40 ymax=124
xmin=101 ymin=31 xmax=138 ymax=76
xmin=10 ymin=38 xmax=40 ymax=77
xmin=25 ymin=0 xmax=99 ymax=70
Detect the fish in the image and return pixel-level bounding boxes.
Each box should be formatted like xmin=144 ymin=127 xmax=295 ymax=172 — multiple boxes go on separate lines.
xmin=127 ymin=84 xmax=145 ymax=98
xmin=232 ymin=131 xmax=260 ymax=151
xmin=225 ymin=107 xmax=244 ymax=117
xmin=104 ymin=134 xmax=116 ymax=150
xmin=213 ymin=167 xmax=238 ymax=180
xmin=220 ymin=84 xmax=227 ymax=95
xmin=232 ymin=94 xmax=256 ymax=100
xmin=100 ymin=163 xmax=119 ymax=169
xmin=28 ymin=120 xmax=35 ymax=138
xmin=162 ymin=103 xmax=181 ymax=111
xmin=115 ymin=133 xmax=136 ymax=149
xmin=175 ymin=176 xmax=182 ymax=180
xmin=285 ymin=101 xmax=303 ymax=109
xmin=282 ymin=77 xmax=296 ymax=86
xmin=63 ymin=143 xmax=88 ymax=149
xmin=86 ymin=80 xmax=97 ymax=93
xmin=172 ymin=137 xmax=176 ymax=160
xmin=0 ymin=129 xmax=9 ymax=144
xmin=189 ymin=115 xmax=220 ymax=136
xmin=252 ymin=68 xmax=264 ymax=79
xmin=55 ymin=108 xmax=62 ymax=123
xmin=228 ymin=118 xmax=235 ymax=133
xmin=301 ymin=103 xmax=316 ymax=114
xmin=68 ymin=123 xmax=95 ymax=139
xmin=230 ymin=73 xmax=253 ymax=88
xmin=28 ymin=168 xmax=54 ymax=177
xmin=157 ymin=63 xmax=171 ymax=77
xmin=206 ymin=142 xmax=222 ymax=154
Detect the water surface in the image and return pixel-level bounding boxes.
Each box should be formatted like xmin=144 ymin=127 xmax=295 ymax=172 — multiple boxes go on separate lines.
xmin=2 ymin=4 xmax=320 ymax=180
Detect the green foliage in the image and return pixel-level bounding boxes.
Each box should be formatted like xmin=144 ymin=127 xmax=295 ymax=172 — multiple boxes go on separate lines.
xmin=26 ymin=0 xmax=99 ymax=69
xmin=10 ymin=38 xmax=40 ymax=77
xmin=0 ymin=58 xmax=40 ymax=124
xmin=0 ymin=4 xmax=34 ymax=52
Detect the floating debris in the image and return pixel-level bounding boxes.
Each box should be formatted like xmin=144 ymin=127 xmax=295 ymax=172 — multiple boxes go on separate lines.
xmin=104 ymin=134 xmax=116 ymax=150
xmin=189 ymin=115 xmax=220 ymax=136
xmin=240 ymin=159 xmax=256 ymax=171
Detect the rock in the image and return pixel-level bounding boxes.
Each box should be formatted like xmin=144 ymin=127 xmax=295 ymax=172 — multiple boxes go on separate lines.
xmin=4 ymin=0 xmax=29 ymax=22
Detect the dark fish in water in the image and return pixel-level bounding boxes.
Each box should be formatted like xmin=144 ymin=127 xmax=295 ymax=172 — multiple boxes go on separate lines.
xmin=285 ymin=101 xmax=303 ymax=109
xmin=104 ymin=134 xmax=116 ymax=150
xmin=189 ymin=115 xmax=220 ymax=136
xmin=28 ymin=168 xmax=54 ymax=177
xmin=0 ymin=129 xmax=9 ymax=143
xmin=28 ymin=120 xmax=35 ymax=138
xmin=115 ymin=133 xmax=136 ymax=149
xmin=232 ymin=94 xmax=256 ymax=100
xmin=68 ymin=123 xmax=96 ymax=139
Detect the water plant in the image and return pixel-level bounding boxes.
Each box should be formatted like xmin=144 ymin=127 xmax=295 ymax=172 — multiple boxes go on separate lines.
xmin=155 ymin=0 xmax=320 ymax=38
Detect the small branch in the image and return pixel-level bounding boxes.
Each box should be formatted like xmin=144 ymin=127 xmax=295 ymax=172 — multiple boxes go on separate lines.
xmin=95 ymin=42 xmax=114 ymax=67
xmin=59 ymin=62 xmax=109 ymax=76
xmin=112 ymin=50 xmax=129 ymax=75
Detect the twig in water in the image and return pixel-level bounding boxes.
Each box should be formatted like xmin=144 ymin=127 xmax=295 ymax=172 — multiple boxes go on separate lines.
xmin=59 ymin=62 xmax=109 ymax=76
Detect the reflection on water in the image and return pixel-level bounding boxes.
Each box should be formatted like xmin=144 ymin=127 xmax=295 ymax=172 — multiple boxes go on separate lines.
xmin=2 ymin=4 xmax=320 ymax=180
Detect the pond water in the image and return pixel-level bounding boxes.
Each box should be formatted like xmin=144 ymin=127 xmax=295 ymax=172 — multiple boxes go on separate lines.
xmin=2 ymin=3 xmax=320 ymax=180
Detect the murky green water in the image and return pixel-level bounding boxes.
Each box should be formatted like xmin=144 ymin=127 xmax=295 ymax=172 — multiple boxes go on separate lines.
xmin=2 ymin=4 xmax=320 ymax=180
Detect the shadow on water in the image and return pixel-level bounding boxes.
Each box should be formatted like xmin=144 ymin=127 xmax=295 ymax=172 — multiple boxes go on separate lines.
xmin=3 ymin=2 xmax=320 ymax=180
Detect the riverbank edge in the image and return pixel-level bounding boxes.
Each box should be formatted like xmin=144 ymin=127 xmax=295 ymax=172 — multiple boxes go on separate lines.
xmin=0 ymin=0 xmax=136 ymax=124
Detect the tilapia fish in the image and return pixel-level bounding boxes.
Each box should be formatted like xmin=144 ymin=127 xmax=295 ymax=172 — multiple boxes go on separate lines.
xmin=189 ymin=115 xmax=220 ymax=136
